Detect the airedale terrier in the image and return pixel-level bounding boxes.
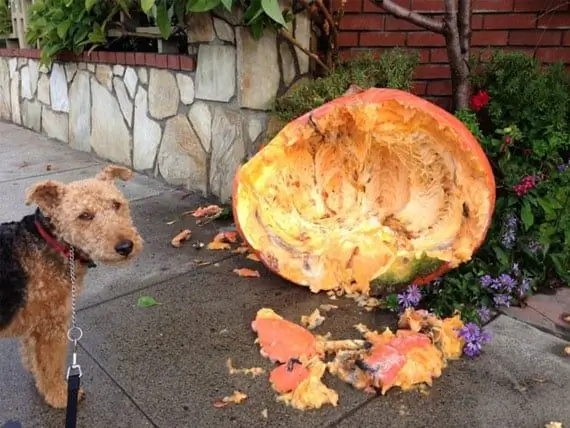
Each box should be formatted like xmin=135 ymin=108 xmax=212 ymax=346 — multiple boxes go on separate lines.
xmin=0 ymin=165 xmax=143 ymax=408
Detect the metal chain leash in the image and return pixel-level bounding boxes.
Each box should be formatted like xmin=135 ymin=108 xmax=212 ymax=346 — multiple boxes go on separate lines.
xmin=66 ymin=248 xmax=83 ymax=379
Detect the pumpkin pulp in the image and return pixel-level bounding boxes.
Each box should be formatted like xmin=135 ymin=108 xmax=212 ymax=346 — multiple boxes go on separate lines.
xmin=233 ymin=89 xmax=495 ymax=295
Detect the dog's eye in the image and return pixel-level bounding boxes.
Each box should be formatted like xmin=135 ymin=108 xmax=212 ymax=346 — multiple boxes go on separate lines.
xmin=78 ymin=212 xmax=94 ymax=221
xmin=112 ymin=201 xmax=122 ymax=211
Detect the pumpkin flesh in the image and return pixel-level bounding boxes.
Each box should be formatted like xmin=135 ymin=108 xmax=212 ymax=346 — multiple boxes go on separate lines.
xmin=233 ymin=89 xmax=495 ymax=295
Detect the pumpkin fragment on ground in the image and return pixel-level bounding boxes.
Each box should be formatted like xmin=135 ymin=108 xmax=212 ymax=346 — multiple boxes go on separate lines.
xmin=248 ymin=307 xmax=466 ymax=410
xmin=232 ymin=88 xmax=496 ymax=295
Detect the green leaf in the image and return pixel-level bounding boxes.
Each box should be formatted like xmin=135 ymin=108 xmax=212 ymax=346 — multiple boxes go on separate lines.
xmin=137 ymin=296 xmax=160 ymax=308
xmin=174 ymin=0 xmax=186 ymax=23
xmin=85 ymin=0 xmax=97 ymax=11
xmin=156 ymin=0 xmax=172 ymax=39
xmin=548 ymin=253 xmax=569 ymax=281
xmin=141 ymin=0 xmax=156 ymax=13
xmin=221 ymin=0 xmax=233 ymax=11
xmin=492 ymin=245 xmax=509 ymax=268
xmin=521 ymin=200 xmax=534 ymax=231
xmin=187 ymin=0 xmax=222 ymax=13
xmin=260 ymin=0 xmax=286 ymax=26
xmin=57 ymin=21 xmax=71 ymax=40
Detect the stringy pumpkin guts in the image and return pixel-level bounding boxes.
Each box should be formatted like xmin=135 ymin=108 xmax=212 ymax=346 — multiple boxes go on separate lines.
xmin=233 ymin=89 xmax=496 ymax=295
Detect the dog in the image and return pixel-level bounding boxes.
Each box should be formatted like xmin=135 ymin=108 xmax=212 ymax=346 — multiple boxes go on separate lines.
xmin=0 ymin=165 xmax=143 ymax=408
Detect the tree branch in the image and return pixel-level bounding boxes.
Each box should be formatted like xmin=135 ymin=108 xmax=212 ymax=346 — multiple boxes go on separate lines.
xmin=457 ymin=0 xmax=471 ymax=63
xmin=371 ymin=0 xmax=444 ymax=33
xmin=279 ymin=28 xmax=330 ymax=72
xmin=443 ymin=0 xmax=470 ymax=110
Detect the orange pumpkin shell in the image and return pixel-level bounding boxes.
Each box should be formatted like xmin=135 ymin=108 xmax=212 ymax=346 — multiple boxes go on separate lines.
xmin=233 ymin=89 xmax=496 ymax=295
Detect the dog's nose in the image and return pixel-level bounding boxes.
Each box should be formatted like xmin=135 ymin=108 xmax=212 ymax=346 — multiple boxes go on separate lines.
xmin=115 ymin=240 xmax=134 ymax=256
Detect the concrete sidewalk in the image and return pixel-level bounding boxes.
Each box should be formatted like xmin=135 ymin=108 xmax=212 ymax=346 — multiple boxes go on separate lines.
xmin=0 ymin=122 xmax=569 ymax=428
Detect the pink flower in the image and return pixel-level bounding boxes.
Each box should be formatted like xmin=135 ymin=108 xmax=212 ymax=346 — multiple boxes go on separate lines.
xmin=470 ymin=90 xmax=490 ymax=111
xmin=513 ymin=175 xmax=536 ymax=197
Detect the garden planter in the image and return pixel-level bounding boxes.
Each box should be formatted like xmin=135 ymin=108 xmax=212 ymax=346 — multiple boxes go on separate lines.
xmin=233 ymin=88 xmax=496 ymax=295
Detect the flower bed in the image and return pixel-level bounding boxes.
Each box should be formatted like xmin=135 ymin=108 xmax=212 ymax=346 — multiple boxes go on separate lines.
xmin=384 ymin=51 xmax=570 ymax=339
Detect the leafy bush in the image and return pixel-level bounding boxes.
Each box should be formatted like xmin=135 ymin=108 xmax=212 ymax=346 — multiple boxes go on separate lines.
xmin=26 ymin=0 xmax=126 ymax=65
xmin=0 ymin=0 xmax=12 ymax=36
xmin=385 ymin=51 xmax=570 ymax=326
xmin=27 ymin=0 xmax=292 ymax=66
xmin=274 ymin=48 xmax=419 ymax=122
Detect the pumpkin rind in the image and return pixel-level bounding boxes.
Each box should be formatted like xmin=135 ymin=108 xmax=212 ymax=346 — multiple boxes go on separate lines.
xmin=233 ymin=88 xmax=496 ymax=295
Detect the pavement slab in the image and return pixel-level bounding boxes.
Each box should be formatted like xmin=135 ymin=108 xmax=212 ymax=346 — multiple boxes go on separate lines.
xmin=502 ymin=287 xmax=570 ymax=341
xmin=334 ymin=315 xmax=570 ymax=428
xmin=77 ymin=189 xmax=236 ymax=309
xmin=0 ymin=340 xmax=153 ymax=428
xmin=77 ymin=257 xmax=397 ymax=428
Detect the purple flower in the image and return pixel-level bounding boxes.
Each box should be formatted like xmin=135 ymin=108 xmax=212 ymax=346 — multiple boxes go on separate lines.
xmin=493 ymin=293 xmax=512 ymax=307
xmin=480 ymin=275 xmax=494 ymax=288
xmin=511 ymin=263 xmax=520 ymax=276
xmin=398 ymin=284 xmax=422 ymax=309
xmin=558 ymin=163 xmax=568 ymax=173
xmin=458 ymin=322 xmax=492 ymax=358
xmin=518 ymin=276 xmax=531 ymax=297
xmin=498 ymin=273 xmax=517 ymax=293
xmin=478 ymin=306 xmax=492 ymax=323
xmin=501 ymin=215 xmax=518 ymax=249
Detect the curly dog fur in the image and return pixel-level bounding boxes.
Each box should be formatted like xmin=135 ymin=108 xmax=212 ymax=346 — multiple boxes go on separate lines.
xmin=0 ymin=165 xmax=143 ymax=408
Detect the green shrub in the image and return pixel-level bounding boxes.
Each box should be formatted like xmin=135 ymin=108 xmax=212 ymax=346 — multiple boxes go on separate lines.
xmin=26 ymin=0 xmax=124 ymax=66
xmin=387 ymin=51 xmax=570 ymax=325
xmin=274 ymin=48 xmax=419 ymax=122
xmin=0 ymin=0 xmax=12 ymax=36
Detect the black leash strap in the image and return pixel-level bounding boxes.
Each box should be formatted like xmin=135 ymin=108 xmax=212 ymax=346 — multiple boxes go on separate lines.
xmin=65 ymin=372 xmax=81 ymax=428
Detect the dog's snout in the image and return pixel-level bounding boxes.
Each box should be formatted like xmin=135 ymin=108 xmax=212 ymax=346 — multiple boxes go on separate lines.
xmin=114 ymin=239 xmax=134 ymax=256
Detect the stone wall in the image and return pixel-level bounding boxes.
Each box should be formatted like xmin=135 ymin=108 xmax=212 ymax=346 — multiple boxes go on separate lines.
xmin=0 ymin=10 xmax=311 ymax=202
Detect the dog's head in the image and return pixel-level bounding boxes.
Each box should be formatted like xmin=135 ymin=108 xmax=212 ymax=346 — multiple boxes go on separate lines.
xmin=25 ymin=165 xmax=144 ymax=264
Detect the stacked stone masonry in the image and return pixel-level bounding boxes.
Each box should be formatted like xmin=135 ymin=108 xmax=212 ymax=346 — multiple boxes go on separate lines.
xmin=0 ymin=9 xmax=312 ymax=203
xmin=336 ymin=0 xmax=570 ymax=108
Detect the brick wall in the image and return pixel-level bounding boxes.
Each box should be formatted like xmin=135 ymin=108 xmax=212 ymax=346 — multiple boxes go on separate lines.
xmin=336 ymin=0 xmax=570 ymax=108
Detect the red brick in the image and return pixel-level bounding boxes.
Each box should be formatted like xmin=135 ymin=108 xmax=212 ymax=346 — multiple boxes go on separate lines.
xmin=537 ymin=14 xmax=570 ymax=29
xmin=410 ymin=0 xmax=444 ymax=12
xmin=412 ymin=81 xmax=427 ymax=95
xmin=564 ymin=30 xmax=570 ymax=45
xmin=363 ymin=0 xmax=409 ymax=12
xmin=509 ymin=30 xmax=562 ymax=45
xmin=91 ymin=52 xmax=101 ymax=62
xmin=167 ymin=54 xmax=180 ymax=70
xmin=135 ymin=52 xmax=145 ymax=65
xmin=338 ymin=32 xmax=359 ymax=47
xmin=340 ymin=14 xmax=384 ymax=30
xmin=155 ymin=54 xmax=168 ymax=68
xmin=427 ymin=80 xmax=453 ymax=95
xmin=179 ymin=55 xmax=196 ymax=71
xmin=333 ymin=0 xmax=362 ymax=12
xmin=101 ymin=51 xmax=117 ymax=63
xmin=385 ymin=16 xmax=422 ymax=31
xmin=536 ymin=47 xmax=570 ymax=62
xmin=473 ymin=0 xmax=513 ymax=12
xmin=430 ymin=48 xmax=448 ymax=62
xmin=0 ymin=48 xmax=7 ymax=56
xmin=514 ymin=0 xmax=550 ymax=11
xmin=426 ymin=96 xmax=452 ymax=110
xmin=417 ymin=48 xmax=430 ymax=63
xmin=145 ymin=53 xmax=157 ymax=67
xmin=415 ymin=64 xmax=451 ymax=79
xmin=125 ymin=52 xmax=136 ymax=65
xmin=472 ymin=14 xmax=484 ymax=29
xmin=360 ymin=31 xmax=406 ymax=46
xmin=472 ymin=30 xmax=509 ymax=46
xmin=115 ymin=51 xmax=126 ymax=64
xmin=407 ymin=31 xmax=445 ymax=46
xmin=484 ymin=13 xmax=537 ymax=29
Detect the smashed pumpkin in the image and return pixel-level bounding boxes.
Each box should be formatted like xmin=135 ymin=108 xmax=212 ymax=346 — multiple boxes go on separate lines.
xmin=233 ymin=88 xmax=495 ymax=294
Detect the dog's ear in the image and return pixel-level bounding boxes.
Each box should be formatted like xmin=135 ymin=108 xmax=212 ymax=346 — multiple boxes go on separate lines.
xmin=25 ymin=180 xmax=66 ymax=212
xmin=96 ymin=165 xmax=133 ymax=182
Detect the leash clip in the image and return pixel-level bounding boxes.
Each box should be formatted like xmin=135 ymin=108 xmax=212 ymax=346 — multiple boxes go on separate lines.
xmin=66 ymin=349 xmax=83 ymax=379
